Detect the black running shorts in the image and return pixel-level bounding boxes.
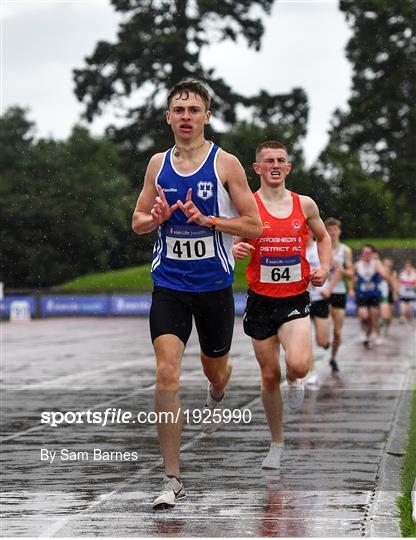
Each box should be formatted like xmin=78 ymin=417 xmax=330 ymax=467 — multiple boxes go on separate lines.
xmin=149 ymin=286 xmax=235 ymax=358
xmin=356 ymin=296 xmax=380 ymax=308
xmin=243 ymin=289 xmax=311 ymax=340
xmin=310 ymin=299 xmax=329 ymax=319
xmin=329 ymin=293 xmax=347 ymax=309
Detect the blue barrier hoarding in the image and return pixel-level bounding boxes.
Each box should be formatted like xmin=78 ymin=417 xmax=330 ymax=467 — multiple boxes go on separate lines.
xmin=234 ymin=293 xmax=246 ymax=316
xmin=1 ymin=293 xmax=365 ymax=318
xmin=41 ymin=295 xmax=109 ymax=316
xmin=0 ymin=296 xmax=36 ymax=317
xmin=111 ymin=295 xmax=152 ymax=316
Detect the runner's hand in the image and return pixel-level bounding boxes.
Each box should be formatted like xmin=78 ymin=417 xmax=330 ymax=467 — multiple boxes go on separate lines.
xmin=150 ymin=184 xmax=178 ymax=225
xmin=177 ymin=189 xmax=210 ymax=227
xmin=233 ymin=242 xmax=254 ymax=260
xmin=320 ymin=288 xmax=331 ymax=299
xmin=310 ymin=267 xmax=328 ymax=287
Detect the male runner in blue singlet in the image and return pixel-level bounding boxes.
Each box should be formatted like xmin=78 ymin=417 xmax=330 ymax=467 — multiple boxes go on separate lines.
xmin=355 ymin=244 xmax=387 ymax=348
xmin=132 ymin=80 xmax=262 ymax=509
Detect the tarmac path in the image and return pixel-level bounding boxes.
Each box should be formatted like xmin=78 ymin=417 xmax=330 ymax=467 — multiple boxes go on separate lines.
xmin=1 ymin=316 xmax=415 ymax=537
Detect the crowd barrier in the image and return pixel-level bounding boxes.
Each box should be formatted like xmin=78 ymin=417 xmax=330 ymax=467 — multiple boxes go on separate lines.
xmin=1 ymin=293 xmax=360 ymax=318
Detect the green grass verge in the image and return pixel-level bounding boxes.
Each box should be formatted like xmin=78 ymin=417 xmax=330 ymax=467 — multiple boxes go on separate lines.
xmin=60 ymin=265 xmax=154 ymax=292
xmin=397 ymin=385 xmax=416 ymax=537
xmin=58 ymin=238 xmax=415 ymax=292
xmin=345 ymin=238 xmax=416 ymax=249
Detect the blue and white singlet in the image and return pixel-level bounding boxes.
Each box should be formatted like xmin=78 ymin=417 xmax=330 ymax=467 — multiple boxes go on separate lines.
xmin=356 ymin=260 xmax=381 ymax=298
xmin=151 ymin=142 xmax=238 ymax=292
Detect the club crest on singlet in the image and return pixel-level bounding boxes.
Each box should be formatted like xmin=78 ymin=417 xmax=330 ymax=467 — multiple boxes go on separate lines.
xmin=197 ymin=181 xmax=214 ymax=200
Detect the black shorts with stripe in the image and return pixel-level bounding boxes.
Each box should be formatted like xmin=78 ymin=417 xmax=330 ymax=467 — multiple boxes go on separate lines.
xmin=243 ymin=289 xmax=310 ymax=340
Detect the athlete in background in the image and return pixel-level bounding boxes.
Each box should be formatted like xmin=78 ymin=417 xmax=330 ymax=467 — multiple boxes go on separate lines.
xmin=379 ymin=258 xmax=398 ymax=335
xmin=355 ymin=245 xmax=387 ymax=348
xmin=324 ymin=218 xmax=354 ymax=373
xmin=306 ymin=230 xmax=341 ymax=386
xmin=398 ymin=261 xmax=416 ymax=324
xmin=233 ymin=140 xmax=331 ymax=470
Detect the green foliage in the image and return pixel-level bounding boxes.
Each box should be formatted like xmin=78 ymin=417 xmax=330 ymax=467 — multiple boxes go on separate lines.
xmin=316 ymin=0 xmax=416 ymax=236
xmin=397 ymin=386 xmax=416 ymax=537
xmin=73 ymin=0 xmax=309 ymax=183
xmin=0 ymin=108 xmax=141 ymax=287
xmin=310 ymin=146 xmax=400 ymax=237
xmin=219 ymin=88 xmax=309 ymax=191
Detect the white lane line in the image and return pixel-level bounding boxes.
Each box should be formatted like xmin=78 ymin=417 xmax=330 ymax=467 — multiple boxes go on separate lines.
xmin=0 ymin=387 xmax=149 ymax=443
xmin=0 ymin=363 xmax=228 ymax=443
xmin=1 ymin=357 xmax=155 ymax=390
xmin=40 ymin=393 xmax=262 ymax=537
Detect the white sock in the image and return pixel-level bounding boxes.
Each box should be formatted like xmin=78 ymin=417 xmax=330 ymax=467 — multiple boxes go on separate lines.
xmin=261 ymin=442 xmax=283 ymax=469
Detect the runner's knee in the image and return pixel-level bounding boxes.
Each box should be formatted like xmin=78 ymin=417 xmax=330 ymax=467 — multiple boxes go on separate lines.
xmin=156 ymin=362 xmax=181 ymax=389
xmin=333 ymin=329 xmax=342 ymax=343
xmin=287 ymin=356 xmax=309 ymax=378
xmin=316 ymin=335 xmax=329 ymax=348
xmin=260 ymin=365 xmax=281 ymax=391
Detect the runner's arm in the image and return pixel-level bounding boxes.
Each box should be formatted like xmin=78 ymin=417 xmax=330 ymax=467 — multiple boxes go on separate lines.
xmin=343 ymin=246 xmax=354 ymax=279
xmin=214 ymin=152 xmax=262 ymax=239
xmin=132 ymin=154 xmax=176 ymax=234
xmin=325 ymin=259 xmax=343 ymax=294
xmin=375 ymin=259 xmax=388 ymax=280
xmin=301 ymin=196 xmax=331 ymax=275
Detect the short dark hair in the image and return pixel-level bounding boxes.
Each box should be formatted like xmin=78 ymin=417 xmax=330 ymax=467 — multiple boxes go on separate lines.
xmin=255 ymin=140 xmax=288 ymax=160
xmin=167 ymin=80 xmax=211 ymax=110
xmin=362 ymin=244 xmax=376 ymax=252
xmin=325 ymin=217 xmax=342 ymax=228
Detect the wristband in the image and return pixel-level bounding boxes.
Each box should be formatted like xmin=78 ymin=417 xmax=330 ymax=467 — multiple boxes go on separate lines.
xmin=209 ymin=215 xmax=217 ymax=230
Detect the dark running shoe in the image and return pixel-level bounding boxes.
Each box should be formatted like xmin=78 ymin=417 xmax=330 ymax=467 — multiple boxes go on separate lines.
xmin=329 ymin=358 xmax=339 ymax=373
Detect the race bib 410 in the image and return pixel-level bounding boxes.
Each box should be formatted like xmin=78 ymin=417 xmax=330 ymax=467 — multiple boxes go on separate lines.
xmin=166 ymin=226 xmax=215 ymax=260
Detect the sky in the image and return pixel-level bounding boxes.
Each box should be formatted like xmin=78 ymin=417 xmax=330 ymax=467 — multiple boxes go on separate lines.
xmin=2 ymin=0 xmax=353 ymax=166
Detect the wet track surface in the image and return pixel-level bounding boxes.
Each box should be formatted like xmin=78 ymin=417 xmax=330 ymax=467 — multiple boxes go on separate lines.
xmin=1 ymin=317 xmax=415 ymax=536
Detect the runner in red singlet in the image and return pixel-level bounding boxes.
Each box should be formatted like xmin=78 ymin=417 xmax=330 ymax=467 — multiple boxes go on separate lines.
xmin=233 ymin=140 xmax=331 ymax=470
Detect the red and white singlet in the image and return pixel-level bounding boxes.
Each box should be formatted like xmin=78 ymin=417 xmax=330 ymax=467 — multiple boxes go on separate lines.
xmin=246 ymin=191 xmax=310 ymax=298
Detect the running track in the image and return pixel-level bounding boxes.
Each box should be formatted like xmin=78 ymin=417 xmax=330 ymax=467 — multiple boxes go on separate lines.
xmin=1 ymin=317 xmax=415 ymax=536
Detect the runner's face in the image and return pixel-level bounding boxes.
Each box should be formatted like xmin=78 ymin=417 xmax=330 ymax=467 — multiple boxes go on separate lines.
xmin=166 ymin=92 xmax=210 ymax=142
xmin=326 ymin=225 xmax=341 ymax=242
xmin=383 ymin=259 xmax=393 ymax=271
xmin=253 ymin=148 xmax=292 ymax=186
xmin=361 ymin=247 xmax=373 ymax=262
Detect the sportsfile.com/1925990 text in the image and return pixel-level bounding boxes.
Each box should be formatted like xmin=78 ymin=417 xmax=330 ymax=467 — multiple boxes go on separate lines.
xmin=40 ymin=407 xmax=252 ymax=428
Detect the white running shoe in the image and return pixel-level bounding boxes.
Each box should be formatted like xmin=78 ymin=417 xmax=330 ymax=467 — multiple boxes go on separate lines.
xmin=287 ymin=379 xmax=305 ymax=409
xmin=375 ymin=336 xmax=383 ymax=345
xmin=305 ymin=370 xmax=319 ymax=387
xmin=152 ymin=475 xmax=186 ymax=510
xmin=261 ymin=442 xmax=283 ymax=469
xmin=201 ymin=384 xmax=225 ymax=434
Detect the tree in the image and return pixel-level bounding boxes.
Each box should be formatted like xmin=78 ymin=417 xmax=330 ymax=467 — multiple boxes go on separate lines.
xmin=73 ymin=0 xmax=306 ymax=181
xmin=0 ymin=108 xmax=135 ymax=288
xmin=323 ymin=0 xmax=416 ymax=235
xmin=309 ymin=145 xmax=396 ymax=238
